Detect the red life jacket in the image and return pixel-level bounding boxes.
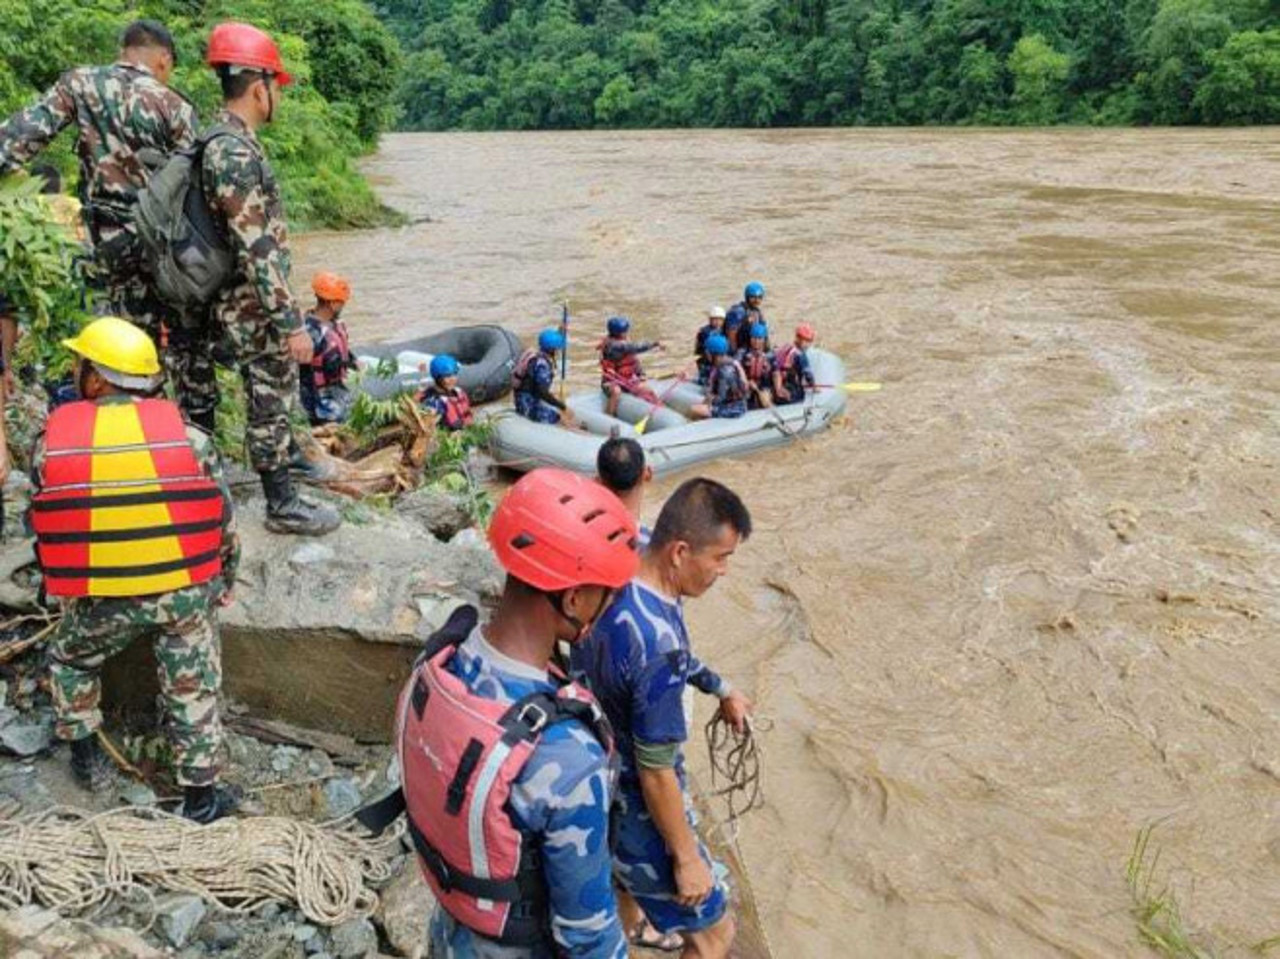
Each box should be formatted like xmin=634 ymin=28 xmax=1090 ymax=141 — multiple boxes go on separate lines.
xmin=422 ymin=386 xmax=473 ymax=430
xmin=774 ymin=342 xmax=799 ymax=372
xmin=309 ymin=320 xmax=351 ymax=389
xmin=395 ymin=615 xmax=614 ymax=946
xmin=511 ymin=348 xmax=540 ymax=393
xmin=740 ymin=349 xmax=772 ymax=386
xmin=31 ymin=399 xmax=224 ymax=598
xmin=598 ymin=337 xmax=643 ymax=386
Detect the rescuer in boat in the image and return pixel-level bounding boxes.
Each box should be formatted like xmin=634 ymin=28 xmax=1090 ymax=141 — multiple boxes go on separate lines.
xmin=772 ymin=323 xmax=817 ymax=406
xmin=299 ymin=271 xmax=357 ymax=425
xmin=736 ymin=322 xmax=775 ymax=410
xmin=693 ymin=306 xmax=726 ymax=386
xmin=417 ymin=353 xmax=474 ymax=431
xmin=395 ymin=468 xmax=639 ymax=956
xmin=724 ymin=281 xmax=766 ymax=353
xmin=571 ymin=478 xmax=754 ymax=959
xmin=28 ymin=317 xmax=241 ymax=824
xmin=689 ymin=334 xmax=748 ymax=421
xmin=512 ymin=327 xmax=578 ymax=428
xmin=598 ymin=315 xmax=661 ymax=418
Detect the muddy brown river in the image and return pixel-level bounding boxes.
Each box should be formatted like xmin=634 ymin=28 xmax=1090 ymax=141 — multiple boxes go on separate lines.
xmin=297 ymin=129 xmax=1280 ymax=957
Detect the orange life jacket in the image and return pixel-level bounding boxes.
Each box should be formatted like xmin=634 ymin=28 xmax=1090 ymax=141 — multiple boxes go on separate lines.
xmin=31 ymin=399 xmax=225 ymax=598
xmin=598 ymin=337 xmax=643 ymax=385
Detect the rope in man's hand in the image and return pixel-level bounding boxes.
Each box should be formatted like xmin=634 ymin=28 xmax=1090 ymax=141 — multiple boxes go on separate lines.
xmin=704 ymin=712 xmax=770 ymax=829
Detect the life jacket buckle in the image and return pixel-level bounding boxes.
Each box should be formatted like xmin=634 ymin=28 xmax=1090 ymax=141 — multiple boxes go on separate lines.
xmin=516 ymin=702 xmax=548 ymax=734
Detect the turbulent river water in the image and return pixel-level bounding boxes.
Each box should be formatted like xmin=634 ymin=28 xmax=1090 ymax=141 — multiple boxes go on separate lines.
xmin=296 ymin=129 xmax=1280 ymax=958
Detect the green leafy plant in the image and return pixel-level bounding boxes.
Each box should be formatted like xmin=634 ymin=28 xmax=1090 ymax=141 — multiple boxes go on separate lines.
xmin=0 ymin=176 xmax=90 ymax=378
xmin=1125 ymin=824 xmax=1213 ymax=959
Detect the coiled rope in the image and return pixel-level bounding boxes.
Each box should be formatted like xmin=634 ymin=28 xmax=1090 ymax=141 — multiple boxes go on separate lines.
xmin=703 ymin=713 xmax=769 ymax=836
xmin=0 ymin=805 xmax=404 ymax=929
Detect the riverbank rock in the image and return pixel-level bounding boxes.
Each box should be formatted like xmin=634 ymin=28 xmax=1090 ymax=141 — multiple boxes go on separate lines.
xmin=0 ymin=905 xmax=162 ymax=958
xmin=374 ymin=862 xmax=434 ymax=958
xmin=88 ymin=491 xmax=502 ymax=741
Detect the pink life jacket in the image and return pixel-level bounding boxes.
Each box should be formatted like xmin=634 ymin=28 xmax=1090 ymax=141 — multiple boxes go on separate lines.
xmin=421 ymin=386 xmax=474 ymax=430
xmin=511 ymin=348 xmax=540 ymax=393
xmin=395 ymin=613 xmax=614 ymax=946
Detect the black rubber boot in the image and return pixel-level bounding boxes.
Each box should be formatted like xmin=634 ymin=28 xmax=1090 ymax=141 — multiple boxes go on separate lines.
xmin=260 ymin=467 xmax=341 ymax=536
xmin=69 ymin=735 xmax=114 ymax=793
xmin=180 ymin=783 xmax=243 ymax=825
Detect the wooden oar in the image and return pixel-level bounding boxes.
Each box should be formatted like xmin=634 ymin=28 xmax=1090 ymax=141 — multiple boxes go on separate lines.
xmin=635 ymin=363 xmax=698 ymax=435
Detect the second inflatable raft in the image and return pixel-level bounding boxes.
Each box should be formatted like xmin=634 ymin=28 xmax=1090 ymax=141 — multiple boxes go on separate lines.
xmin=488 ymin=348 xmax=848 ymax=477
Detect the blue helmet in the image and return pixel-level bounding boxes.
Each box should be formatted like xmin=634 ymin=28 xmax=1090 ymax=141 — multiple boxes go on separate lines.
xmin=539 ymin=328 xmax=565 ymax=352
xmin=430 ymin=354 xmax=459 ymax=380
xmin=744 ymin=281 xmax=765 ymax=300
xmin=705 ymin=333 xmax=730 ymax=356
xmin=606 ymin=315 xmax=631 ymax=337
xmin=749 ymin=322 xmax=768 ymax=341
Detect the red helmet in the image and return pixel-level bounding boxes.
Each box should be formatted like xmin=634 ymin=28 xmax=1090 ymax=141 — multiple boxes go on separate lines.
xmin=207 ymin=22 xmax=293 ymax=86
xmin=489 ymin=469 xmax=639 ymax=591
xmin=796 ymin=323 xmax=816 ymax=342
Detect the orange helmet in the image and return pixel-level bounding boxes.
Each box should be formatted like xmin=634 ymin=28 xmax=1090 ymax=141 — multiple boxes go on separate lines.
xmin=311 ymin=272 xmax=351 ymax=304
xmin=207 ymin=22 xmax=293 ymax=86
xmin=796 ymin=323 xmax=816 ymax=342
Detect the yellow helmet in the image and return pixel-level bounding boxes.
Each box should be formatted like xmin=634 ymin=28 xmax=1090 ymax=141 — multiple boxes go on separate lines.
xmin=62 ymin=316 xmax=163 ymax=390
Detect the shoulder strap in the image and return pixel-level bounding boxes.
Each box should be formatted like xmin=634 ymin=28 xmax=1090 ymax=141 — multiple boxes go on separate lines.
xmin=417 ymin=604 xmax=479 ymax=665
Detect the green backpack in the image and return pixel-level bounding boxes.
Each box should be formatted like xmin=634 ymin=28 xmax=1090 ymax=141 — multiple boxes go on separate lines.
xmin=135 ymin=124 xmax=242 ymax=324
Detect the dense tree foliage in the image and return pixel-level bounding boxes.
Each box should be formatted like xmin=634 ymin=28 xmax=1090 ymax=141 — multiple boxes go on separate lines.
xmin=375 ymin=0 xmax=1280 ymax=129
xmin=0 ymin=0 xmax=403 ymax=228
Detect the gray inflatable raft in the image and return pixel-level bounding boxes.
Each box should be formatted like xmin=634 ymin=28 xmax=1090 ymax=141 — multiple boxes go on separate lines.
xmin=487 ymin=348 xmax=848 ymax=477
xmin=353 ymin=325 xmax=523 ymax=404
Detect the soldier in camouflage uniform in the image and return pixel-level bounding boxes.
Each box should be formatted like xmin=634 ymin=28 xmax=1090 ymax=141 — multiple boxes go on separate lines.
xmin=0 ymin=20 xmax=196 ymax=340
xmin=29 ymin=317 xmax=241 ymax=824
xmin=191 ymin=21 xmax=339 ymax=536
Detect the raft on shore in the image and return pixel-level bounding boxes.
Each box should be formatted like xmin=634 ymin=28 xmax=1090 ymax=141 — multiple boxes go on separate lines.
xmin=487 ymin=348 xmax=847 ymax=476
xmin=354 ymin=325 xmax=523 ymax=404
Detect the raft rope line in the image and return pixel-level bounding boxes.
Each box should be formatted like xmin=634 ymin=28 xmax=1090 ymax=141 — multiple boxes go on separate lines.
xmin=0 ymin=805 xmax=404 ymax=929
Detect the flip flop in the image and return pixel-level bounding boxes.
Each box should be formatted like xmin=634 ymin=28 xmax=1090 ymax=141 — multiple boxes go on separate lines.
xmin=629 ymin=919 xmax=684 ymax=953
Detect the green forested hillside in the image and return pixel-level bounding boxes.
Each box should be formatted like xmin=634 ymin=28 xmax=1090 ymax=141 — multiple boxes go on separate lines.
xmin=0 ymin=0 xmax=403 ymax=228
xmin=377 ymin=0 xmax=1280 ymax=129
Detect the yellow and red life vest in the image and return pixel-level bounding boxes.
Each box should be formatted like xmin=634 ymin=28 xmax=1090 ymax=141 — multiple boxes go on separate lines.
xmin=31 ymin=398 xmax=225 ymax=598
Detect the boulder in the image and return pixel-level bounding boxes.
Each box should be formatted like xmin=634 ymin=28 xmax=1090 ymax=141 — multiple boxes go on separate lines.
xmin=0 ymin=906 xmax=164 ymax=958
xmin=394 ymin=487 xmax=472 ymax=541
xmin=374 ymin=862 xmax=434 ymax=959
xmin=329 ymin=918 xmax=378 ymax=959
xmin=154 ymin=893 xmax=207 ymax=948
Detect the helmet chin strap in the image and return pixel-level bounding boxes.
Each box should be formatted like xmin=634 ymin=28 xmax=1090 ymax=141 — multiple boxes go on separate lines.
xmin=548 ymin=588 xmax=614 ymax=642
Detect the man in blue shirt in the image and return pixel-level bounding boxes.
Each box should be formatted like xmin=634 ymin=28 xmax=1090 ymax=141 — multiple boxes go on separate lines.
xmin=595 ymin=436 xmax=652 ymax=547
xmin=572 ymin=478 xmax=753 ymax=958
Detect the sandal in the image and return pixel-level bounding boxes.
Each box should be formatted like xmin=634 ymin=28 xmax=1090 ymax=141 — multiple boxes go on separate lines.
xmin=629 ymin=919 xmax=684 ymax=953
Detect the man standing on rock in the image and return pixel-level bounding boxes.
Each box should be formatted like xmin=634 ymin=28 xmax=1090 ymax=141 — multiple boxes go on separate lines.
xmin=187 ymin=22 xmax=338 ymax=536
xmin=388 ymin=469 xmax=638 ymax=957
xmin=572 ymin=478 xmax=753 ymax=959
xmin=28 ymin=316 xmax=241 ymax=823
xmin=0 ymin=19 xmax=197 ymax=338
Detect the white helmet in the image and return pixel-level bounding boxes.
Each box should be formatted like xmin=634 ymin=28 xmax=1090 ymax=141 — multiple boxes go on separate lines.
xmin=708 ymin=305 xmax=726 ymax=319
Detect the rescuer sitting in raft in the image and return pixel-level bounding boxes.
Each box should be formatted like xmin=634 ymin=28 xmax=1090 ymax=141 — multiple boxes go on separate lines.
xmin=689 ymin=334 xmax=748 ymax=420
xmin=599 ymin=315 xmax=662 ymax=418
xmin=736 ymin=322 xmax=775 ymax=409
xmin=416 ymin=354 xmax=473 ymax=431
xmin=571 ymin=478 xmax=754 ymax=958
xmin=299 ymin=271 xmax=357 ymax=425
xmin=395 ymin=469 xmax=639 ymax=956
xmin=772 ymin=322 xmax=817 ymax=406
xmin=694 ymin=306 xmax=726 ymax=386
xmin=28 ymin=317 xmax=241 ymax=824
xmin=511 ymin=327 xmax=577 ymax=428
xmin=724 ymin=281 xmax=766 ymax=353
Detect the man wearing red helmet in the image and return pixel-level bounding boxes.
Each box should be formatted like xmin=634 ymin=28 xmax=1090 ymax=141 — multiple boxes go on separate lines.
xmin=183 ymin=22 xmax=338 ymax=536
xmin=395 ymin=469 xmax=638 ymax=957
xmin=772 ymin=323 xmax=817 ymax=406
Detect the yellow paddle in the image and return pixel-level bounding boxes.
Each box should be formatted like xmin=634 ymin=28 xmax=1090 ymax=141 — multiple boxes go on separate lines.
xmin=635 ymin=364 xmax=697 ymax=435
xmin=814 ymin=381 xmax=882 ymax=393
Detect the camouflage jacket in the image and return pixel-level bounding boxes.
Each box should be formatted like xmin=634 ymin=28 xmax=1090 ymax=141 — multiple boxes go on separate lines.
xmin=0 ymin=61 xmax=197 ymax=242
xmin=27 ymin=396 xmax=241 ymax=594
xmin=201 ymin=111 xmax=302 ymax=340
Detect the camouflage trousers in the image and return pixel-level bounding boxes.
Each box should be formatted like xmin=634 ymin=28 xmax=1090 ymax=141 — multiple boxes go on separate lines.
xmin=46 ymin=584 xmax=223 ymax=787
xmin=168 ymin=317 xmax=303 ymax=473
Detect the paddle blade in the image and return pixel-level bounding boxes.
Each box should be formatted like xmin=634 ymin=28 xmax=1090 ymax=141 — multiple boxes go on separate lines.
xmin=842 ymin=382 xmax=882 ymax=392
xmin=634 ymin=415 xmax=651 ymax=435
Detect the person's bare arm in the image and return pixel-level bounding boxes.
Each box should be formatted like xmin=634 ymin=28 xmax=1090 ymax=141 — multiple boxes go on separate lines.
xmin=637 ymin=764 xmax=713 ymax=907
